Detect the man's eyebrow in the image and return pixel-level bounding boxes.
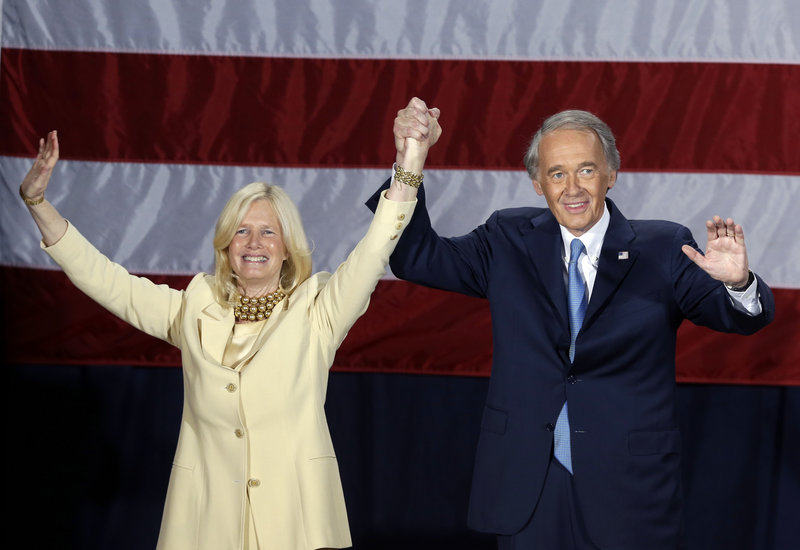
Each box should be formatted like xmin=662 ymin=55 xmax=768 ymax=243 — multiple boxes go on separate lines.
xmin=546 ymin=161 xmax=598 ymax=175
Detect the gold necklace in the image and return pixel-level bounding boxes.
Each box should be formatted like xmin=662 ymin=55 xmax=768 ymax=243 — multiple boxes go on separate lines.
xmin=233 ymin=289 xmax=286 ymax=322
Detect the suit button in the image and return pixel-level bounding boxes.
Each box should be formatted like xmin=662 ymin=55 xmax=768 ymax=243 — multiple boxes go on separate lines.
xmin=545 ymin=423 xmax=554 ymax=432
xmin=398 ymin=214 xmax=406 ymax=220
xmin=390 ymin=234 xmax=398 ymax=240
xmin=248 ymin=478 xmax=261 ymax=488
xmin=395 ymin=223 xmax=403 ymax=229
xmin=226 ymin=383 xmax=237 ymax=393
xmin=234 ymin=429 xmax=244 ymax=438
xmin=567 ymin=375 xmax=577 ymax=384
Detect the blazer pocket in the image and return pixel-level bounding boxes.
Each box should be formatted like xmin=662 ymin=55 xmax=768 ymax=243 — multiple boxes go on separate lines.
xmin=481 ymin=405 xmax=509 ymax=435
xmin=628 ymin=429 xmax=681 ymax=456
xmin=171 ymin=461 xmax=194 ymax=472
xmin=309 ymin=454 xmax=337 ymax=461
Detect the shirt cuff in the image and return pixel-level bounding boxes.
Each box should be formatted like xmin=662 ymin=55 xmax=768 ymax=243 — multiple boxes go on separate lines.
xmin=725 ymin=275 xmax=762 ymax=316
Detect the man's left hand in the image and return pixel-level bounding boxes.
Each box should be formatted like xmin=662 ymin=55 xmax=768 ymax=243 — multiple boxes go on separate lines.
xmin=681 ymin=216 xmax=750 ymax=288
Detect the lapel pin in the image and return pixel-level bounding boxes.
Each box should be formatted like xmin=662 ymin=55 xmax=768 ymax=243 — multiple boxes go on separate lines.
xmin=618 ymin=251 xmax=629 ymax=260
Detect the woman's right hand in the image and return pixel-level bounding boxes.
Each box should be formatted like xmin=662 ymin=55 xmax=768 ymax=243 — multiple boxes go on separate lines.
xmin=21 ymin=130 xmax=59 ymax=202
xmin=20 ymin=131 xmax=68 ymax=246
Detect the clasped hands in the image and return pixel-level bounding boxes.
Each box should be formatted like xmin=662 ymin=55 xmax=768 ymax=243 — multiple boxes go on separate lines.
xmin=393 ymin=97 xmax=442 ymax=171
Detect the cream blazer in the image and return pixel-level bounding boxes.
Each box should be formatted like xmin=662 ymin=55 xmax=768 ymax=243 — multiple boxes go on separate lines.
xmin=44 ymin=193 xmax=414 ymax=550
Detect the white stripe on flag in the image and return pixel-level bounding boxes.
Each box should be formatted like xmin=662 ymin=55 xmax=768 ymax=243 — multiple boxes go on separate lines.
xmin=2 ymin=157 xmax=797 ymax=288
xmin=2 ymin=0 xmax=797 ymax=63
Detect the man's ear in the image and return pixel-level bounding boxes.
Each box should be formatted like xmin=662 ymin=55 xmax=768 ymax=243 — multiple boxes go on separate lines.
xmin=532 ymin=179 xmax=544 ymax=196
xmin=607 ymin=170 xmax=617 ymax=190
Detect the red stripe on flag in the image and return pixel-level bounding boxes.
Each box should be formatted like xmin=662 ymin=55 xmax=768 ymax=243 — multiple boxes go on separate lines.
xmin=2 ymin=266 xmax=797 ymax=385
xmin=2 ymin=48 xmax=798 ymax=173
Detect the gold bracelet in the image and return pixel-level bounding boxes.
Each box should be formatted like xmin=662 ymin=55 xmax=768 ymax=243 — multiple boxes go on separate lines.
xmin=394 ymin=164 xmax=423 ymax=189
xmin=19 ymin=185 xmax=45 ymax=206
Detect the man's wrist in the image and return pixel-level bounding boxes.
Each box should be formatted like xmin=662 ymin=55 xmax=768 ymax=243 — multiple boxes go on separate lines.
xmin=725 ymin=270 xmax=754 ymax=292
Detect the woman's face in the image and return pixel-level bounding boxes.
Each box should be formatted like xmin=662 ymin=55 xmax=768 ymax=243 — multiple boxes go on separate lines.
xmin=227 ymin=199 xmax=287 ymax=295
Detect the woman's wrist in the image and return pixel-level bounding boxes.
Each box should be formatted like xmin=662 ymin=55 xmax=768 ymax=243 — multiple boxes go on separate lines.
xmin=19 ymin=185 xmax=45 ymax=206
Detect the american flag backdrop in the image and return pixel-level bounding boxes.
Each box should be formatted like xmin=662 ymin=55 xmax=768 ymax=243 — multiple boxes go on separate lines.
xmin=1 ymin=0 xmax=798 ymax=385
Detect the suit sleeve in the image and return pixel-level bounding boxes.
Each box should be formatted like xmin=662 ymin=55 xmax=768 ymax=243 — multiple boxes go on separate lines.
xmin=365 ymin=178 xmax=494 ymax=299
xmin=671 ymin=224 xmax=774 ymax=334
xmin=42 ymin=222 xmax=186 ymax=345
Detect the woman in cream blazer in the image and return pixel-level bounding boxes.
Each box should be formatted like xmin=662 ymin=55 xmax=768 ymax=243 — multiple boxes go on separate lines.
xmin=18 ymin=111 xmax=440 ymax=549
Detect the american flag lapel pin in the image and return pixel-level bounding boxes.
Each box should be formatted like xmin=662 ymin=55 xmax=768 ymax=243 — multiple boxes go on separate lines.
xmin=618 ymin=251 xmax=629 ymax=260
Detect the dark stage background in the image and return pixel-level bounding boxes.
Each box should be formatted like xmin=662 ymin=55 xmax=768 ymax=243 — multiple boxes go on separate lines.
xmin=3 ymin=365 xmax=798 ymax=550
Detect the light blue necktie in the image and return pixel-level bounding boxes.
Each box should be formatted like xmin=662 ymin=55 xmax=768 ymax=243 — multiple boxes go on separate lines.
xmin=554 ymin=238 xmax=587 ymax=474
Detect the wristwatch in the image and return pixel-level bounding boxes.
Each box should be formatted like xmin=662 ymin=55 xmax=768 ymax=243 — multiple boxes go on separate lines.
xmin=724 ymin=270 xmax=754 ymax=292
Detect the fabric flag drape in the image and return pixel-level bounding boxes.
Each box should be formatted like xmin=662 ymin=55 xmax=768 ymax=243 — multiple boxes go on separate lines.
xmin=1 ymin=0 xmax=798 ymax=384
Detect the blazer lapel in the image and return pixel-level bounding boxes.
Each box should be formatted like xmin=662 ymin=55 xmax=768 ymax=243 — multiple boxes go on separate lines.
xmin=584 ymin=199 xmax=638 ymax=328
xmin=521 ymin=210 xmax=569 ymax=329
xmin=236 ymin=293 xmax=291 ymax=368
xmin=198 ymin=300 xmax=235 ymax=366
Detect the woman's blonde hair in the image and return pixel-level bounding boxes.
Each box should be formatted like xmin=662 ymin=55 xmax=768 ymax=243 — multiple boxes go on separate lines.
xmin=212 ymin=182 xmax=312 ymax=306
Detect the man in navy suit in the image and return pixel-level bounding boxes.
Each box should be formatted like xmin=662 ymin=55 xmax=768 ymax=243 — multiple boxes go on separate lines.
xmin=367 ymin=98 xmax=774 ymax=549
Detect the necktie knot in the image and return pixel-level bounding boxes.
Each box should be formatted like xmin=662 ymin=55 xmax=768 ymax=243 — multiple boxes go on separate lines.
xmin=569 ymin=238 xmax=586 ymax=266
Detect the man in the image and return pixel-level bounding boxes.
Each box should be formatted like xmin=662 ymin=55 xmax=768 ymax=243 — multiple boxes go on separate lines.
xmin=367 ymin=98 xmax=774 ymax=549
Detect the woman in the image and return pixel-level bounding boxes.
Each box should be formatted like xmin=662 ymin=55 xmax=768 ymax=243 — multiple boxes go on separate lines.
xmin=18 ymin=119 xmax=438 ymax=549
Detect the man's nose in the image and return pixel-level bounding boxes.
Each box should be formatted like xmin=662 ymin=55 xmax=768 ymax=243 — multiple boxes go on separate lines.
xmin=564 ymin=174 xmax=580 ymax=194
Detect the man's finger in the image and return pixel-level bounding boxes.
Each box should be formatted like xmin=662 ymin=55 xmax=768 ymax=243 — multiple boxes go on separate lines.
xmin=681 ymin=244 xmax=703 ymax=266
xmin=734 ymin=224 xmax=745 ymax=242
xmin=705 ymin=219 xmax=718 ymax=242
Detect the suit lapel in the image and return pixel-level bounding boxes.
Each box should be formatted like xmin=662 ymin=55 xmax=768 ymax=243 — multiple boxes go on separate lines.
xmin=521 ymin=210 xmax=569 ymax=329
xmin=236 ymin=294 xmax=291 ymax=368
xmin=197 ymin=291 xmax=292 ymax=370
xmin=198 ymin=300 xmax=235 ymax=365
xmin=584 ymin=199 xmax=638 ymax=328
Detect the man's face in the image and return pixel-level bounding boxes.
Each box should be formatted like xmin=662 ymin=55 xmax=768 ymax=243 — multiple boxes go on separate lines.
xmin=532 ymin=128 xmax=617 ymax=237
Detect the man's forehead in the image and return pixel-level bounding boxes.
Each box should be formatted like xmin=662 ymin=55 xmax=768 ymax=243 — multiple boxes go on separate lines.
xmin=540 ymin=130 xmax=604 ymax=155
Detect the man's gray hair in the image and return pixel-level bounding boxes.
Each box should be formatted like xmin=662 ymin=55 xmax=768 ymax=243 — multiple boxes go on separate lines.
xmin=523 ymin=110 xmax=621 ymax=179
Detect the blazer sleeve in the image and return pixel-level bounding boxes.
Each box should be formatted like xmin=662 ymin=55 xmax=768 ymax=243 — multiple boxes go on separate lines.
xmin=365 ymin=179 xmax=494 ymax=298
xmin=309 ymin=191 xmax=416 ymax=349
xmin=42 ymin=222 xmax=187 ymax=346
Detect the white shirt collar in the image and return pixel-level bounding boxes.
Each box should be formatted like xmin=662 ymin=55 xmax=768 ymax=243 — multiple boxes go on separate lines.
xmin=559 ymin=202 xmax=610 ymax=268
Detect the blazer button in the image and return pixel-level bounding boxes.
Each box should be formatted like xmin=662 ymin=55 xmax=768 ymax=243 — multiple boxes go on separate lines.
xmin=390 ymin=234 xmax=398 ymax=240
xmin=545 ymin=423 xmax=555 ymax=432
xmin=234 ymin=429 xmax=244 ymax=438
xmin=395 ymin=223 xmax=403 ymax=229
xmin=397 ymin=214 xmax=406 ymax=220
xmin=248 ymin=478 xmax=261 ymax=488
xmin=225 ymin=383 xmax=237 ymax=393
xmin=567 ymin=375 xmax=577 ymax=384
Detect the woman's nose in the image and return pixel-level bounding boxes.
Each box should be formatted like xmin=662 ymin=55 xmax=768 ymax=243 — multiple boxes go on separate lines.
xmin=246 ymin=233 xmax=262 ymax=248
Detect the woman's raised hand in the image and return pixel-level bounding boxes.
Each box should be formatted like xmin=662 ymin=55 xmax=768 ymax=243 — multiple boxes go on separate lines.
xmin=21 ymin=130 xmax=59 ymax=202
xmin=20 ymin=131 xmax=68 ymax=246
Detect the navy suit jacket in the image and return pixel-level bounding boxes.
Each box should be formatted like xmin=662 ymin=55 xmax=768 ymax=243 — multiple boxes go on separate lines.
xmin=367 ymin=181 xmax=774 ymax=549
